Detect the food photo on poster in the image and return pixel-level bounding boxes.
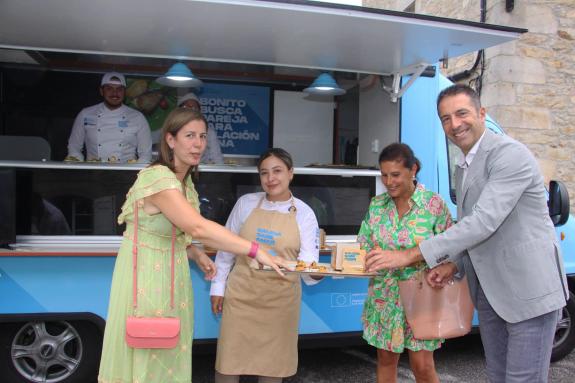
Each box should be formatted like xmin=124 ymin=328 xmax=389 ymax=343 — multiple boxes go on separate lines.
xmin=125 ymin=79 xmax=270 ymax=160
xmin=123 ymin=78 xmax=177 ymax=144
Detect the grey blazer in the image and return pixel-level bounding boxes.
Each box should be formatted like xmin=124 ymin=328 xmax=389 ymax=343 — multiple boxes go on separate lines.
xmin=420 ymin=129 xmax=568 ymax=323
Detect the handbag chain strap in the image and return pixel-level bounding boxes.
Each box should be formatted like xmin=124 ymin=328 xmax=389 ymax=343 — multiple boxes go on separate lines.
xmin=132 ymin=201 xmax=176 ymax=311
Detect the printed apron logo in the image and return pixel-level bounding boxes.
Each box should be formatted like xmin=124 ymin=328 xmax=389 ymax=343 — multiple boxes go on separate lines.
xmin=256 ymin=227 xmax=282 ymax=256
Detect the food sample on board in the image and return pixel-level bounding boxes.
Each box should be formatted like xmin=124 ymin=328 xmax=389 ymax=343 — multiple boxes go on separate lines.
xmin=308 ymin=261 xmax=328 ymax=272
xmin=294 ymin=260 xmax=307 ymax=271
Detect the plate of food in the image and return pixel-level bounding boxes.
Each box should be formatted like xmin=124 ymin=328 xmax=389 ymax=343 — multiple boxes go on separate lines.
xmin=258 ymin=260 xmax=378 ymax=277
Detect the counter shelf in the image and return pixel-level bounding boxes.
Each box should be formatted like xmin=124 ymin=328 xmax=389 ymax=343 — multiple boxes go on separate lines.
xmin=0 ymin=160 xmax=380 ymax=249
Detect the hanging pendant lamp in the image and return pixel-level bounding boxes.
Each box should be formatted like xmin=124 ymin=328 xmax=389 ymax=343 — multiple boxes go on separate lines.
xmin=303 ymin=73 xmax=346 ymax=96
xmin=156 ymin=63 xmax=203 ymax=88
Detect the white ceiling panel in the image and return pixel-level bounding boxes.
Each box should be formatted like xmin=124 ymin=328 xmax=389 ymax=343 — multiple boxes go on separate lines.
xmin=0 ymin=0 xmax=525 ymax=75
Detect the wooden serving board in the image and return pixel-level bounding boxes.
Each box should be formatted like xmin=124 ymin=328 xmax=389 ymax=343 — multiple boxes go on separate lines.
xmin=259 ymin=261 xmax=378 ymax=278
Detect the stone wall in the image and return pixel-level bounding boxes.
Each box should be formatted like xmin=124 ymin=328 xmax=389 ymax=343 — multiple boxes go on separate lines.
xmin=369 ymin=0 xmax=575 ymax=213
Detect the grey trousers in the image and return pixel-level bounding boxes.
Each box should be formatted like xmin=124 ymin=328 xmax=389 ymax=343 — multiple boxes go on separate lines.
xmin=476 ymin=286 xmax=559 ymax=383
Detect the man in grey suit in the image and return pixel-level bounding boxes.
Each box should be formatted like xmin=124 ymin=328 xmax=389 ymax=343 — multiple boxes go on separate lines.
xmin=365 ymin=84 xmax=568 ymax=382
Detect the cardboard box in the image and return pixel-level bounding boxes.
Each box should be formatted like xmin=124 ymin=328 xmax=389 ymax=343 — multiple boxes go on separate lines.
xmin=331 ymin=243 xmax=366 ymax=273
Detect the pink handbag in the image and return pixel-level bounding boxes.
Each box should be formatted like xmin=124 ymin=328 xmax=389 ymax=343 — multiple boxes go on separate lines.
xmin=398 ymin=272 xmax=474 ymax=340
xmin=125 ymin=317 xmax=180 ymax=349
xmin=125 ymin=202 xmax=180 ymax=349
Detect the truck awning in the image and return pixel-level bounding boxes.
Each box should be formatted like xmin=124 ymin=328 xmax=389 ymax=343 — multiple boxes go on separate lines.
xmin=0 ymin=0 xmax=525 ymax=76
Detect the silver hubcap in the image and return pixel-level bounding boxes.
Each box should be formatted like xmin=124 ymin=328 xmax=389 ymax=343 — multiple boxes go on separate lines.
xmin=11 ymin=321 xmax=83 ymax=383
xmin=554 ymin=306 xmax=571 ymax=348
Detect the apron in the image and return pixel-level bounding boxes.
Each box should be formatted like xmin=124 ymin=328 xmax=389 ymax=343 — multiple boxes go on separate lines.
xmin=215 ymin=197 xmax=301 ymax=377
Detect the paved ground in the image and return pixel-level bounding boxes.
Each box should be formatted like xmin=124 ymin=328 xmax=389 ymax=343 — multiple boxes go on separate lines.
xmin=192 ymin=334 xmax=575 ymax=382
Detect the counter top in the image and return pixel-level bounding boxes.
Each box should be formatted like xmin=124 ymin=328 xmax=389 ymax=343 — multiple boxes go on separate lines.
xmin=1 ymin=240 xmax=340 ymax=257
xmin=0 ymin=160 xmax=381 ymax=176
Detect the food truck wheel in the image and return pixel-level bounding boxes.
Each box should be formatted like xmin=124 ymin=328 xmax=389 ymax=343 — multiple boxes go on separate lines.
xmin=0 ymin=320 xmax=101 ymax=383
xmin=551 ymin=291 xmax=575 ymax=362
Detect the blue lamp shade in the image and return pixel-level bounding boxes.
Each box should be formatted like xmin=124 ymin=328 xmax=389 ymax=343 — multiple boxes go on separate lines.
xmin=156 ymin=63 xmax=203 ymax=88
xmin=303 ymin=73 xmax=346 ymax=96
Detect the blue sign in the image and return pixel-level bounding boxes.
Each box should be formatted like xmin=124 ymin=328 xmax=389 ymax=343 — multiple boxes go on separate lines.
xmin=197 ymin=83 xmax=270 ymax=156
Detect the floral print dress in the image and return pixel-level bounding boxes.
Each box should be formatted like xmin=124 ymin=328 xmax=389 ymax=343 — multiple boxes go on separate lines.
xmin=357 ymin=183 xmax=453 ymax=352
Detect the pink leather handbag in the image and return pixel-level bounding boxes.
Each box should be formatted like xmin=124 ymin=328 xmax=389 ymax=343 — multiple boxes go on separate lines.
xmin=398 ymin=272 xmax=474 ymax=340
xmin=125 ymin=202 xmax=180 ymax=349
xmin=125 ymin=317 xmax=180 ymax=349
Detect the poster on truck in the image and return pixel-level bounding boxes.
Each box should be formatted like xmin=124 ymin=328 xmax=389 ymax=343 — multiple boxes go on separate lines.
xmin=125 ymin=79 xmax=270 ymax=157
xmin=198 ymin=83 xmax=270 ymax=156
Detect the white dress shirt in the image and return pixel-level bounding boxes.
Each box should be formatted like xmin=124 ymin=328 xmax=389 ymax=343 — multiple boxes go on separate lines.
xmin=210 ymin=192 xmax=320 ymax=296
xmin=67 ymin=103 xmax=152 ymax=162
xmin=457 ymin=129 xmax=487 ymax=186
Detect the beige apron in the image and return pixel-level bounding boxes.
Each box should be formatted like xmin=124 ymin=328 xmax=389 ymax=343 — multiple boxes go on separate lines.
xmin=215 ymin=197 xmax=301 ymax=377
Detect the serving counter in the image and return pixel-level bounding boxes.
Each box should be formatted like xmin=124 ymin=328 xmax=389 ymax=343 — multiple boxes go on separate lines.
xmin=0 ymin=160 xmax=382 ymax=249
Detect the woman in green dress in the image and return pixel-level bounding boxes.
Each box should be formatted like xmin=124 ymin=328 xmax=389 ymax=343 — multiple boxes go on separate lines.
xmin=357 ymin=143 xmax=453 ymax=383
xmin=98 ymin=108 xmax=285 ymax=383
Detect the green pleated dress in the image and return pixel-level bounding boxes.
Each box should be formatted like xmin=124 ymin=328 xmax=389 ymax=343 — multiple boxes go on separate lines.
xmin=98 ymin=165 xmax=198 ymax=383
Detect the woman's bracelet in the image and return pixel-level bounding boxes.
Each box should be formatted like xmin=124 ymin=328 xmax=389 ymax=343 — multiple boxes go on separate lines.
xmin=247 ymin=241 xmax=259 ymax=259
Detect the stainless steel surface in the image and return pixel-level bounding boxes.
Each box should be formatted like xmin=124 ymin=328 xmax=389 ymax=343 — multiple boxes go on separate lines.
xmin=10 ymin=236 xmax=123 ymax=252
xmin=8 ymin=235 xmax=358 ymax=252
xmin=0 ymin=160 xmax=381 ymax=176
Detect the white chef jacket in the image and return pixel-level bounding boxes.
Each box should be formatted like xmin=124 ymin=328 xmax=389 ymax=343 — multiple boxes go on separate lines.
xmin=210 ymin=192 xmax=320 ymax=296
xmin=201 ymin=126 xmax=224 ymax=164
xmin=67 ymin=103 xmax=152 ymax=162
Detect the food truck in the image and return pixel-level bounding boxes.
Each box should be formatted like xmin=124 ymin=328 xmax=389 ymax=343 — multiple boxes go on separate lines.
xmin=1 ymin=0 xmax=574 ymax=382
